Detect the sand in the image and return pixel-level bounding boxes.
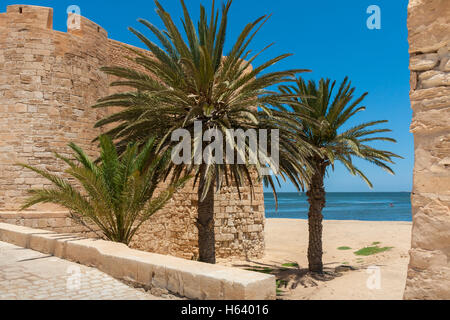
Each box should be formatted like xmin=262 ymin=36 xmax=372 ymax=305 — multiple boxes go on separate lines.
xmin=222 ymin=219 xmax=412 ymax=300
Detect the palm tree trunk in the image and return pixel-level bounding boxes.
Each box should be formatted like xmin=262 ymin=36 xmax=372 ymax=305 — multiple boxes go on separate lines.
xmin=197 ymin=166 xmax=216 ymax=264
xmin=306 ymin=160 xmax=327 ymax=273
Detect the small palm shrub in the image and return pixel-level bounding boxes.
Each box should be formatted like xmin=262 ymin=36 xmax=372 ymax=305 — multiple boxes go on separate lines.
xmin=18 ymin=136 xmax=189 ymax=245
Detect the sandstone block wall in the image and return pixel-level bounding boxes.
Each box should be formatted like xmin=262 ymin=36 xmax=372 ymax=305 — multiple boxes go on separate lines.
xmin=0 ymin=5 xmax=265 ymax=260
xmin=405 ymin=0 xmax=450 ymax=299
xmin=0 ymin=211 xmax=98 ymax=237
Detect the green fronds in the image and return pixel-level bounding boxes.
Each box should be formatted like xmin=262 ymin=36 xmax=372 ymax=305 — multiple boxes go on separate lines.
xmin=276 ymin=76 xmax=401 ymax=188
xmin=93 ymin=0 xmax=312 ymax=200
xmin=17 ymin=136 xmax=188 ymax=245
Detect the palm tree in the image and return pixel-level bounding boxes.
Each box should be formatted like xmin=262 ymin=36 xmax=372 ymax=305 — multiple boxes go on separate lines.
xmin=278 ymin=77 xmax=402 ymax=273
xmin=92 ymin=0 xmax=312 ymax=263
xmin=18 ymin=136 xmax=189 ymax=245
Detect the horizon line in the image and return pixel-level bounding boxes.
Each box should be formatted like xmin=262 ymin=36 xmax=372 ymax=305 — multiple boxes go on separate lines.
xmin=263 ymin=191 xmax=412 ymax=194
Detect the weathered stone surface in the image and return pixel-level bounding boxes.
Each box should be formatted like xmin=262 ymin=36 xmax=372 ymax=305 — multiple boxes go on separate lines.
xmin=410 ymin=87 xmax=450 ymax=111
xmin=0 ymin=5 xmax=265 ymax=261
xmin=444 ymin=60 xmax=450 ymax=72
xmin=418 ymin=70 xmax=450 ymax=88
xmin=410 ymin=71 xmax=418 ymax=91
xmin=0 ymin=223 xmax=276 ymax=300
xmin=410 ymin=53 xmax=439 ymax=71
xmin=404 ymin=265 xmax=450 ymax=300
xmin=407 ymin=0 xmax=450 ymax=54
xmin=411 ymin=108 xmax=450 ymax=133
xmin=405 ymin=0 xmax=450 ymax=300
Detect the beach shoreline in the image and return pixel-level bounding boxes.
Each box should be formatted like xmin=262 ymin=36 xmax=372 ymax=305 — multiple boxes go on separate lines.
xmin=264 ymin=192 xmax=412 ymax=222
xmin=221 ymin=218 xmax=412 ymax=300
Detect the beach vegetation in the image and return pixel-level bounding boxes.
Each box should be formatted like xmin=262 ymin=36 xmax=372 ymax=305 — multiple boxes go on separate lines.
xmin=277 ymin=77 xmax=401 ymax=273
xmin=282 ymin=262 xmax=299 ymax=268
xmin=354 ymin=246 xmax=393 ymax=256
xmin=276 ymin=279 xmax=288 ymax=296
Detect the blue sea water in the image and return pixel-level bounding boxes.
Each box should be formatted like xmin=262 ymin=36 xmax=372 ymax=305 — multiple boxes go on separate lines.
xmin=264 ymin=192 xmax=412 ymax=222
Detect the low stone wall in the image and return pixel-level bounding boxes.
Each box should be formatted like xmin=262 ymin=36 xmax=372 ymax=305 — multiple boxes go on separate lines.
xmin=0 ymin=223 xmax=276 ymax=300
xmin=0 ymin=211 xmax=97 ymax=236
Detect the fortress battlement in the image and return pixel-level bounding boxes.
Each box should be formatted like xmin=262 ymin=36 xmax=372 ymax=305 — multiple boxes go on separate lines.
xmin=0 ymin=5 xmax=107 ymax=38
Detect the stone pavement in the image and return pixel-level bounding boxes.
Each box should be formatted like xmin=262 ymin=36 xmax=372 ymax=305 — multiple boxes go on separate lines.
xmin=0 ymin=241 xmax=163 ymax=300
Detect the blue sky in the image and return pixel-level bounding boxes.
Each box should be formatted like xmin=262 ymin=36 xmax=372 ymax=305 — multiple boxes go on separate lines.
xmin=2 ymin=0 xmax=413 ymax=192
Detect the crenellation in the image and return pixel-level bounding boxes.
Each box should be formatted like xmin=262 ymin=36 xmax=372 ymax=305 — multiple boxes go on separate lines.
xmin=67 ymin=13 xmax=108 ymax=39
xmin=5 ymin=5 xmax=53 ymax=30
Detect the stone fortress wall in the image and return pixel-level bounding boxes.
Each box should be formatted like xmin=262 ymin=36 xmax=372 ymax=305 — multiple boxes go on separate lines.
xmin=405 ymin=0 xmax=450 ymax=299
xmin=0 ymin=5 xmax=265 ymax=260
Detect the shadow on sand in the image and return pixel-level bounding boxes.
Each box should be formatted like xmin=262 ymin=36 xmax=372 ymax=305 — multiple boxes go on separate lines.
xmin=232 ymin=260 xmax=359 ymax=297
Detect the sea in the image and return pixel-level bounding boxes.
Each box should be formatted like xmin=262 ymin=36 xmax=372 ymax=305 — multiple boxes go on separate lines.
xmin=264 ymin=192 xmax=412 ymax=222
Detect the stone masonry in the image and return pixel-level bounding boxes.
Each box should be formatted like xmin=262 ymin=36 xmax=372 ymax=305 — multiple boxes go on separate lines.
xmin=405 ymin=0 xmax=450 ymax=299
xmin=0 ymin=5 xmax=265 ymax=260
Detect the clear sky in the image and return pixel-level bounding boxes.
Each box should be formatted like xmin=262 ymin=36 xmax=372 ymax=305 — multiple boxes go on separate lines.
xmin=1 ymin=0 xmax=413 ymax=193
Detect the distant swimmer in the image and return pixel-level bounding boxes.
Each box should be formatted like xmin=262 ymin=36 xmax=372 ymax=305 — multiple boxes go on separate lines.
xmin=389 ymin=203 xmax=394 ymax=207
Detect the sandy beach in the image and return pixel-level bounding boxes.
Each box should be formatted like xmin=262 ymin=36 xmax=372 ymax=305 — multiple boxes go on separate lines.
xmin=223 ymin=219 xmax=412 ymax=300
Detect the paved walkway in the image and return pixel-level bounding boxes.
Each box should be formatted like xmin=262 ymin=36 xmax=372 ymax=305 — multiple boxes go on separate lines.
xmin=0 ymin=241 xmax=162 ymax=300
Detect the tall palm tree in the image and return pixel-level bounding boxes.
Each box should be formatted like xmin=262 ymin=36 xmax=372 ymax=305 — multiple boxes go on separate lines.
xmin=92 ymin=0 xmax=312 ymax=263
xmin=18 ymin=136 xmax=189 ymax=245
xmin=278 ymin=77 xmax=402 ymax=273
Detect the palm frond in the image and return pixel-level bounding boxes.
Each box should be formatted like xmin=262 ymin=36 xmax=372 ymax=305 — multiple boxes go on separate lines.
xmin=18 ymin=136 xmax=187 ymax=245
xmin=93 ymin=0 xmax=313 ymax=202
xmin=276 ymin=76 xmax=401 ymax=188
